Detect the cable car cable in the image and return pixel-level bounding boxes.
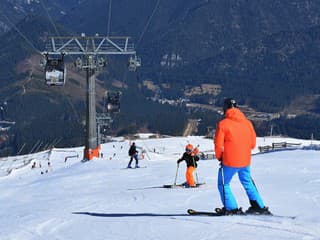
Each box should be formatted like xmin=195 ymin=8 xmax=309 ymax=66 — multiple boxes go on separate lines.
xmin=39 ymin=1 xmax=78 ymax=65
xmin=106 ymin=0 xmax=112 ymax=36
xmin=136 ymin=0 xmax=161 ymax=48
xmin=39 ymin=0 xmax=60 ymax=37
xmin=0 ymin=10 xmax=42 ymax=55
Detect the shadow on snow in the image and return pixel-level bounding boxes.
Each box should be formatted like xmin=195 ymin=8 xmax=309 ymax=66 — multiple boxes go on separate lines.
xmin=72 ymin=212 xmax=189 ymax=217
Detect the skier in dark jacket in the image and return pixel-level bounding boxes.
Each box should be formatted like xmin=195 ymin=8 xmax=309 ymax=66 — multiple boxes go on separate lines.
xmin=127 ymin=142 xmax=139 ymax=168
xmin=177 ymin=144 xmax=199 ymax=187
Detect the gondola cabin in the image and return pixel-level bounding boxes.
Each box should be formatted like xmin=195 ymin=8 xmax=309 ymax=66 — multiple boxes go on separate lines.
xmin=105 ymin=91 xmax=121 ymax=113
xmin=44 ymin=54 xmax=66 ymax=86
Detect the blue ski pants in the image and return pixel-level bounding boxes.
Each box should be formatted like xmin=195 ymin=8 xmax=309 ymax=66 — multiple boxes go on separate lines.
xmin=218 ymin=165 xmax=265 ymax=210
xmin=128 ymin=153 xmax=139 ymax=167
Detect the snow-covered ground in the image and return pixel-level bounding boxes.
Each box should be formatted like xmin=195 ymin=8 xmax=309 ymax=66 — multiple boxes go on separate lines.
xmin=0 ymin=135 xmax=319 ymax=240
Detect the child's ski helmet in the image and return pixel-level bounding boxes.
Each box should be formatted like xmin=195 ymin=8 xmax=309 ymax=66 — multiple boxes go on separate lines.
xmin=185 ymin=144 xmax=193 ymax=152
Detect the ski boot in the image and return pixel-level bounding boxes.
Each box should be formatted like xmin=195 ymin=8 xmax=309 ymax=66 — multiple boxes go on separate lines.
xmin=181 ymin=182 xmax=191 ymax=188
xmin=246 ymin=200 xmax=272 ymax=215
xmin=215 ymin=207 xmax=244 ymax=216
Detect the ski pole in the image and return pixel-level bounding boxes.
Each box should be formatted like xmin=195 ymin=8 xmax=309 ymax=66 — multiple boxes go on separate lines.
xmin=174 ymin=163 xmax=179 ymax=186
xmin=195 ymin=170 xmax=199 ymax=183
xmin=192 ymin=145 xmax=200 ymax=183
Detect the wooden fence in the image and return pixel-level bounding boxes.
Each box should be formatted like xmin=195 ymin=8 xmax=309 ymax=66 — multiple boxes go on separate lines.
xmin=258 ymin=142 xmax=301 ymax=153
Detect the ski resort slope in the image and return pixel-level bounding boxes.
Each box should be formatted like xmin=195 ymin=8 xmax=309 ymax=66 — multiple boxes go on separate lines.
xmin=0 ymin=136 xmax=319 ymax=240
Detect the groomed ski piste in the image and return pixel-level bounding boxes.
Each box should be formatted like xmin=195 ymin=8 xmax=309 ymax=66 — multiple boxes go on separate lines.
xmin=0 ymin=135 xmax=319 ymax=240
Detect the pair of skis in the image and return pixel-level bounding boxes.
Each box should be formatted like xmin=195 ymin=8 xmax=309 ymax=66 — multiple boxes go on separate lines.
xmin=121 ymin=166 xmax=147 ymax=170
xmin=187 ymin=209 xmax=296 ymax=219
xmin=163 ymin=182 xmax=205 ymax=188
xmin=188 ymin=208 xmax=244 ymax=216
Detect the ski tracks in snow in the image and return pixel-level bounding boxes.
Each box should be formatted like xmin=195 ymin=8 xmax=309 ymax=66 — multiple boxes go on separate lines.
xmin=3 ymin=217 xmax=71 ymax=240
xmin=170 ymin=215 xmax=320 ymax=240
xmin=230 ymin=218 xmax=318 ymax=239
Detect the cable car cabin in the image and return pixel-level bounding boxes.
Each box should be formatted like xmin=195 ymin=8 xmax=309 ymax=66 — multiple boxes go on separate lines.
xmin=44 ymin=54 xmax=66 ymax=86
xmin=105 ymin=91 xmax=121 ymax=113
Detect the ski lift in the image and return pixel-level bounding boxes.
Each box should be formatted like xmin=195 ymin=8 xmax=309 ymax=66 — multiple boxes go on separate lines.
xmin=128 ymin=55 xmax=141 ymax=72
xmin=75 ymin=57 xmax=83 ymax=70
xmin=105 ymin=91 xmax=121 ymax=113
xmin=44 ymin=53 xmax=66 ymax=86
xmin=97 ymin=57 xmax=107 ymax=68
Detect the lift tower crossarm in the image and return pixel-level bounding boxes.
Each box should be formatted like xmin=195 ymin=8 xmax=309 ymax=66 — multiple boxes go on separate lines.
xmin=43 ymin=36 xmax=136 ymax=55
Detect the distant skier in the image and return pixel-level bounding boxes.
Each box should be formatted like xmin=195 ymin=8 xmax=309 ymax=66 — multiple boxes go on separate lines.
xmin=214 ymin=98 xmax=271 ymax=215
xmin=31 ymin=162 xmax=36 ymax=169
xmin=177 ymin=144 xmax=199 ymax=187
xmin=127 ymin=142 xmax=139 ymax=168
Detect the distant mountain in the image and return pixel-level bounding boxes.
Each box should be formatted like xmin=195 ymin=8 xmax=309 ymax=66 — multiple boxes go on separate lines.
xmin=59 ymin=0 xmax=320 ymax=59
xmin=59 ymin=0 xmax=320 ymax=107
xmin=0 ymin=0 xmax=80 ymax=35
xmin=164 ymin=25 xmax=320 ymax=112
xmin=1 ymin=0 xmax=320 ymax=155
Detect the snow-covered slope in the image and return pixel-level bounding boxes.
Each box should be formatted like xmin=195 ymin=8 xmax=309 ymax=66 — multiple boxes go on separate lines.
xmin=0 ymin=136 xmax=319 ymax=240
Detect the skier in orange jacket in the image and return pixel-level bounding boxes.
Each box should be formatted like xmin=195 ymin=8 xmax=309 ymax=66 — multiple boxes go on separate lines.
xmin=214 ymin=98 xmax=270 ymax=215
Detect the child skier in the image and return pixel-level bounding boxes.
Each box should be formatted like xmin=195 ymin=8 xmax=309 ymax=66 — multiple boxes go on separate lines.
xmin=177 ymin=144 xmax=200 ymax=187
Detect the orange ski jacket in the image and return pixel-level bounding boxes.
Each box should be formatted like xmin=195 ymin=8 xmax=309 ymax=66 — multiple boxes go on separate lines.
xmin=214 ymin=108 xmax=256 ymax=168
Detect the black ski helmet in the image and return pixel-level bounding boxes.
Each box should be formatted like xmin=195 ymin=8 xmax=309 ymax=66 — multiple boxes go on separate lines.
xmin=223 ymin=98 xmax=237 ymax=113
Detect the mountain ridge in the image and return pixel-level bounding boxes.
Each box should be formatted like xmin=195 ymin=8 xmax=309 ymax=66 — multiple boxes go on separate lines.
xmin=1 ymin=0 xmax=320 ymax=155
